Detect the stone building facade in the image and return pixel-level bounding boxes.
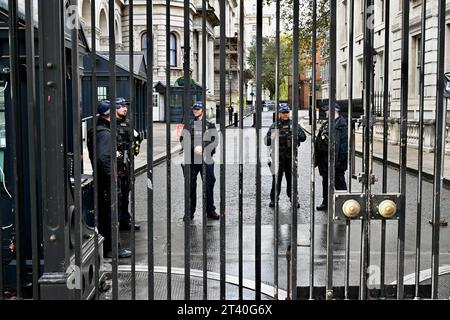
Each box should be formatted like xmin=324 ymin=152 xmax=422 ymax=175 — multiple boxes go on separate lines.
xmin=325 ymin=0 xmax=450 ymax=152
xmin=78 ymin=0 xmax=241 ymax=121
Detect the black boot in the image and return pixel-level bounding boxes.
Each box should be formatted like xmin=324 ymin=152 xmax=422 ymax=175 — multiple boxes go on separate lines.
xmin=316 ymin=203 xmax=327 ymax=211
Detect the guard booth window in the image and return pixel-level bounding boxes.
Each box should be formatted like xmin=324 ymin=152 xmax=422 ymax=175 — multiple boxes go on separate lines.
xmin=0 ymin=81 xmax=6 ymax=182
xmin=97 ymin=86 xmax=108 ymax=101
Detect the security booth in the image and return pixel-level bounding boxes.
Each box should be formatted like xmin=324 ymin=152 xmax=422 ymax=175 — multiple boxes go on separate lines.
xmin=0 ymin=0 xmax=101 ymax=299
xmin=81 ymin=52 xmax=148 ymax=139
xmin=153 ymin=77 xmax=203 ymax=123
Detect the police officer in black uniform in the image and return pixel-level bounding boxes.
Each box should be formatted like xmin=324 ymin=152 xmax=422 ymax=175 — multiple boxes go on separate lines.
xmin=115 ymin=97 xmax=143 ymax=231
xmin=314 ymin=103 xmax=348 ymax=211
xmin=87 ymin=100 xmax=132 ymax=258
xmin=265 ymin=104 xmax=307 ymax=208
xmin=180 ymin=101 xmax=219 ymax=221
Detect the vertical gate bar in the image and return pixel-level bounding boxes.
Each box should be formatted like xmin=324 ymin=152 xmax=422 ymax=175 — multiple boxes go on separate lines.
xmin=165 ymin=0 xmax=172 ymax=300
xmin=360 ymin=0 xmax=373 ymax=300
xmin=431 ymin=0 xmax=446 ymax=300
xmin=201 ymin=0 xmax=208 ymax=301
xmin=255 ymin=0 xmax=263 ymax=300
xmin=309 ymin=0 xmax=317 ymax=301
xmin=8 ymin=0 xmax=23 ymax=299
xmin=292 ymin=1 xmax=300 ymax=300
xmin=0 ymin=101 xmax=2 ymax=300
xmin=25 ymin=0 xmax=39 ymax=300
xmin=108 ymin=0 xmax=119 ymax=300
xmin=70 ymin=0 xmax=83 ymax=301
xmin=326 ymin=0 xmax=337 ymax=300
xmin=146 ymin=0 xmax=155 ymax=301
xmin=219 ymin=0 xmax=227 ymax=300
xmin=183 ymin=0 xmax=191 ymax=301
xmin=0 ymin=154 xmax=2 ymax=295
xmin=128 ymin=0 xmax=136 ymax=300
xmin=292 ymin=0 xmax=300 ymax=302
xmin=90 ymin=0 xmax=100 ymax=300
xmin=274 ymin=0 xmax=280 ymax=301
xmin=345 ymin=0 xmax=354 ymax=301
xmin=415 ymin=0 xmax=426 ymax=300
xmin=38 ymin=0 xmax=69 ymax=299
xmin=380 ymin=0 xmax=390 ymax=299
xmin=238 ymin=0 xmax=244 ymax=301
xmin=397 ymin=0 xmax=409 ymax=300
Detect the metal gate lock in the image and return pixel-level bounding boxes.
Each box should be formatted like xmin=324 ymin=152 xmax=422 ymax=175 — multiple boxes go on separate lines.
xmin=334 ymin=193 xmax=366 ymax=220
xmin=378 ymin=200 xmax=397 ymax=218
xmin=343 ymin=200 xmax=361 ymax=218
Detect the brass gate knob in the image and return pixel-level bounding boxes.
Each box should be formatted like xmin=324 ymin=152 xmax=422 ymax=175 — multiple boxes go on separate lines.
xmin=342 ymin=200 xmax=361 ymax=218
xmin=378 ymin=200 xmax=397 ymax=218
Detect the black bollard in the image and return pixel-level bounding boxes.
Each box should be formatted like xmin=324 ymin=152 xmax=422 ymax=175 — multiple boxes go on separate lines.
xmin=252 ymin=112 xmax=256 ymax=127
xmin=234 ymin=112 xmax=238 ymax=127
xmin=273 ymin=112 xmax=276 ymax=123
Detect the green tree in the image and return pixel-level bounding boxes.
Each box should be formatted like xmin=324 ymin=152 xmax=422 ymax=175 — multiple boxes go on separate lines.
xmin=247 ymin=34 xmax=293 ymax=99
xmin=265 ymin=0 xmax=330 ymax=60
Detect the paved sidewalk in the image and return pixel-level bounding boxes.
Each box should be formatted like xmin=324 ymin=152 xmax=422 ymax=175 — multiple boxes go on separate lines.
xmin=354 ymin=133 xmax=450 ymax=186
xmin=302 ymin=118 xmax=450 ymax=188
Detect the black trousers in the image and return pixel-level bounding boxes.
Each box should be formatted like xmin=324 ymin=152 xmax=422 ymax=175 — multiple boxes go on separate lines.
xmin=270 ymin=158 xmax=293 ymax=201
xmin=182 ymin=164 xmax=216 ymax=215
xmin=320 ymin=171 xmax=347 ymax=205
xmin=118 ymin=174 xmax=131 ymax=224
xmin=98 ymin=187 xmax=113 ymax=253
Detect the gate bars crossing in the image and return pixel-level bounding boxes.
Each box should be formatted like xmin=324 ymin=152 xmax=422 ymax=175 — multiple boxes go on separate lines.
xmin=0 ymin=0 xmax=449 ymax=300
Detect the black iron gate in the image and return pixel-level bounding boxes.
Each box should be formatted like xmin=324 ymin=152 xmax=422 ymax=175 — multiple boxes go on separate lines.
xmin=0 ymin=0 xmax=449 ymax=300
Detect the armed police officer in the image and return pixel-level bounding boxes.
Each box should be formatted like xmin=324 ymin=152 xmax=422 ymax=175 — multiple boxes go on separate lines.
xmin=314 ymin=103 xmax=348 ymax=211
xmin=87 ymin=100 xmax=132 ymax=259
xmin=265 ymin=104 xmax=307 ymax=208
xmin=180 ymin=101 xmax=219 ymax=221
xmin=115 ymin=97 xmax=143 ymax=231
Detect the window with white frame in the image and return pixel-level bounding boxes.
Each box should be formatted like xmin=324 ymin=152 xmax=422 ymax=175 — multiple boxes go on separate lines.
xmin=98 ymin=86 xmax=108 ymax=101
xmin=358 ymin=58 xmax=363 ymax=94
xmin=170 ymin=33 xmax=177 ymax=67
xmin=378 ymin=51 xmax=384 ymax=92
xmin=416 ymin=36 xmax=422 ymax=96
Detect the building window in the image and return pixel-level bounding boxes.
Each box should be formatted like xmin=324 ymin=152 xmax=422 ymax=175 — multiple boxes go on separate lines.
xmin=358 ymin=58 xmax=363 ymax=94
xmin=343 ymin=64 xmax=347 ymax=88
xmin=98 ymin=86 xmax=108 ymax=101
xmin=380 ymin=0 xmax=385 ymax=23
xmin=170 ymin=33 xmax=177 ymax=67
xmin=343 ymin=0 xmax=348 ymax=42
xmin=377 ymin=51 xmax=384 ymax=91
xmin=153 ymin=93 xmax=159 ymax=109
xmin=141 ymin=32 xmax=147 ymax=51
xmin=416 ymin=36 xmax=422 ymax=96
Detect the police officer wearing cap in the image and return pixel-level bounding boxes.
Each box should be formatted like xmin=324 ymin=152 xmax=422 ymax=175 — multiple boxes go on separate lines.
xmin=265 ymin=104 xmax=307 ymax=208
xmin=87 ymin=100 xmax=132 ymax=259
xmin=314 ymin=103 xmax=348 ymax=211
xmin=115 ymin=97 xmax=143 ymax=231
xmin=180 ymin=101 xmax=219 ymax=221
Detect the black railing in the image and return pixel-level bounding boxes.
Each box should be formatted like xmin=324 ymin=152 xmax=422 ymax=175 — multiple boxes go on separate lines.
xmin=1 ymin=0 xmax=449 ymax=302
